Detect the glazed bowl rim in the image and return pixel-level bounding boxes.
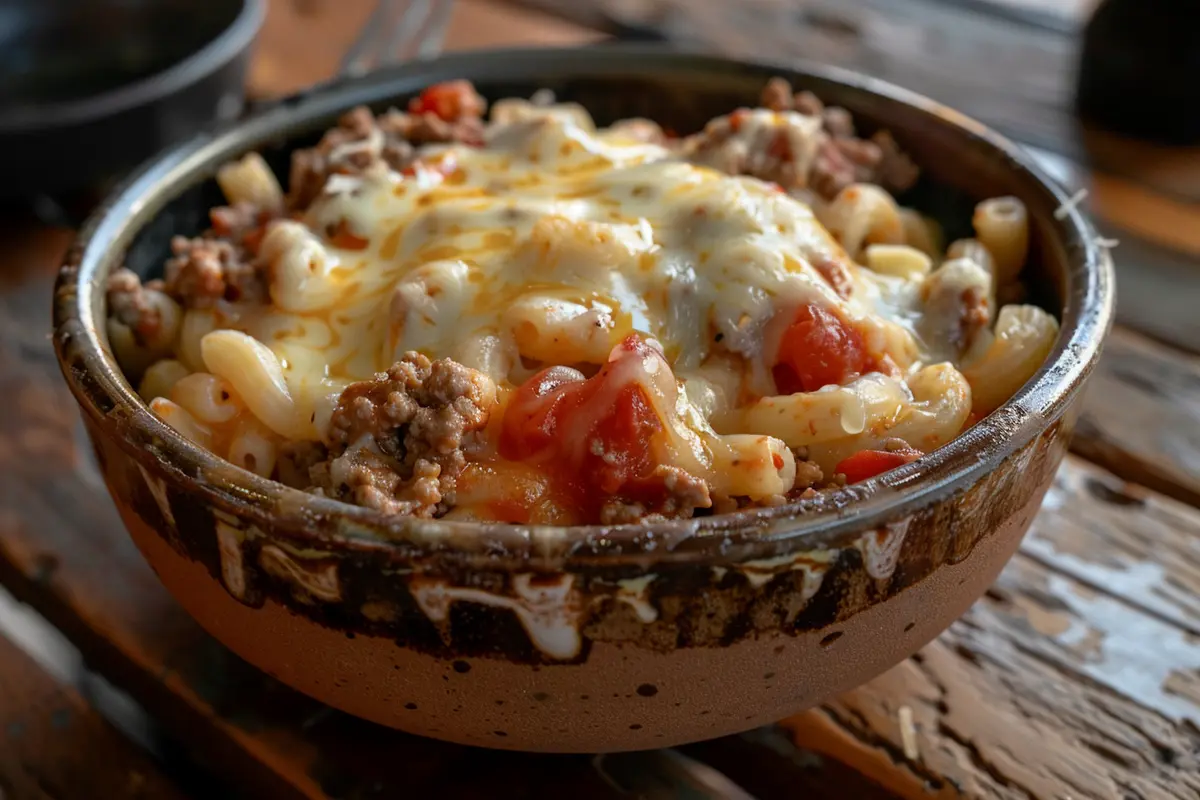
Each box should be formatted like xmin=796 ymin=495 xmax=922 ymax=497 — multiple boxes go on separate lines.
xmin=52 ymin=45 xmax=1115 ymax=564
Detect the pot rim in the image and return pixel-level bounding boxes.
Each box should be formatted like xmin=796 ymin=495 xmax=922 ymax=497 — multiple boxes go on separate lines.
xmin=0 ymin=0 xmax=266 ymax=133
xmin=51 ymin=45 xmax=1115 ymax=564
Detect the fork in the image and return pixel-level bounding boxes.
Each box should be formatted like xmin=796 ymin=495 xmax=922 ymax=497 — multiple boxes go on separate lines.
xmin=339 ymin=0 xmax=457 ymax=77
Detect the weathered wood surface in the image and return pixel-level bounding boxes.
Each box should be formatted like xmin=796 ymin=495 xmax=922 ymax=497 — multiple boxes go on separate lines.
xmin=1076 ymin=328 xmax=1200 ymax=508
xmin=2 ymin=1 xmax=1200 ymax=798
xmin=0 ymin=630 xmax=189 ymax=800
xmin=784 ymin=458 xmax=1200 ymax=799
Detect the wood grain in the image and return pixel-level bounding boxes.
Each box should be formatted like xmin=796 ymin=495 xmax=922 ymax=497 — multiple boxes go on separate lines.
xmin=1025 ymin=146 xmax=1200 ymax=354
xmin=1075 ymin=328 xmax=1200 ymax=508
xmin=0 ymin=630 xmax=188 ymax=800
xmin=512 ymin=0 xmax=1078 ymax=152
xmin=781 ymin=456 xmax=1200 ymax=800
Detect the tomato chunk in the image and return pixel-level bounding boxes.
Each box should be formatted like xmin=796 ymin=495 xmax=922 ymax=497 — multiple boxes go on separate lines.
xmin=835 ymin=448 xmax=923 ymax=484
xmin=773 ymin=303 xmax=869 ymax=393
xmin=500 ymin=336 xmax=666 ymax=499
xmin=408 ymin=80 xmax=484 ymax=121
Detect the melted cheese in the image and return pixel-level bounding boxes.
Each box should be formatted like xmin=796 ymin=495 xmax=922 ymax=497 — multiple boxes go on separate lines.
xmin=224 ymin=109 xmax=925 ymax=418
xmin=179 ymin=101 xmax=991 ymax=522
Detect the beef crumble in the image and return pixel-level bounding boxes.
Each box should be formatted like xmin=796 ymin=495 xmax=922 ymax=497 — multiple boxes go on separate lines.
xmin=106 ymin=268 xmax=166 ymax=345
xmin=161 ymin=233 xmax=265 ymax=308
xmin=760 ymin=77 xmax=920 ymax=200
xmin=296 ymin=354 xmax=498 ymax=517
xmin=688 ymin=76 xmax=919 ymax=201
xmin=287 ymin=82 xmax=487 ymax=211
xmin=598 ymin=465 xmax=713 ymax=525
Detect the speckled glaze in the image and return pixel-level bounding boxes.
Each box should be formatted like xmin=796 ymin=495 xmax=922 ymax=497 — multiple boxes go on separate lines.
xmin=53 ymin=47 xmax=1114 ymax=753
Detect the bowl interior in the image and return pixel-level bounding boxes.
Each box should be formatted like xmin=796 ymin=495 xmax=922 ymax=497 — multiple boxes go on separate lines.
xmin=60 ymin=47 xmax=1111 ymax=563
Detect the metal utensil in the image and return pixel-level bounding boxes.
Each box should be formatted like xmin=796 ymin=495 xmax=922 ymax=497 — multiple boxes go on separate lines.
xmin=340 ymin=0 xmax=457 ymax=78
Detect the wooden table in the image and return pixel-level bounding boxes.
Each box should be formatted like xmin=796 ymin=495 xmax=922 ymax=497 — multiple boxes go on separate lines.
xmin=2 ymin=1 xmax=1199 ymax=797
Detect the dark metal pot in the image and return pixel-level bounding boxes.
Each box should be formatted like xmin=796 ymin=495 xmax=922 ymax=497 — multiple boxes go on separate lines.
xmin=0 ymin=0 xmax=265 ymax=200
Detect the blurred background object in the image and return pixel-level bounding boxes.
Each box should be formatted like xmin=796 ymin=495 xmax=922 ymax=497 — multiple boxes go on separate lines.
xmin=0 ymin=0 xmax=264 ymax=202
xmin=1076 ymin=0 xmax=1200 ymax=144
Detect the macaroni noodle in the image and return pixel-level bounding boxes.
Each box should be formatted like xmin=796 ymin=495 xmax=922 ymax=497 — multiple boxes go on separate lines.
xmin=105 ymin=79 xmax=1061 ymax=525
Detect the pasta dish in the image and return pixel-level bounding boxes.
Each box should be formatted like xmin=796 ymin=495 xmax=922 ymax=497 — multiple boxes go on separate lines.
xmin=105 ymin=78 xmax=1059 ymax=525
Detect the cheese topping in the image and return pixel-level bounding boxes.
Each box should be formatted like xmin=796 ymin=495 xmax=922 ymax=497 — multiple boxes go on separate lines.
xmin=234 ymin=107 xmax=921 ymax=431
xmin=110 ymin=82 xmax=1060 ymax=525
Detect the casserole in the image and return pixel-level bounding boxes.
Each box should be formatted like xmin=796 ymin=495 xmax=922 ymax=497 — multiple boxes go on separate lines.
xmin=53 ymin=46 xmax=1114 ymax=752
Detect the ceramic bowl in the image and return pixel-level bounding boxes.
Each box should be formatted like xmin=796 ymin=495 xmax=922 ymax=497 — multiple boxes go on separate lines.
xmin=53 ymin=46 xmax=1114 ymax=753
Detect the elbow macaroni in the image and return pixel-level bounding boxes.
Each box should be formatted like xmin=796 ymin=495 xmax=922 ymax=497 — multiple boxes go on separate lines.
xmin=116 ymin=81 xmax=1061 ymax=520
xmin=962 ymin=305 xmax=1059 ymax=414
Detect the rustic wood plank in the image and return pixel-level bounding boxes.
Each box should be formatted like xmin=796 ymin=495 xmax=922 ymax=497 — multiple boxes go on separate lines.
xmin=3 ymin=4 xmax=1197 ymax=798
xmin=1075 ymin=328 xmax=1200 ymax=509
xmin=0 ymin=629 xmax=189 ymax=800
xmin=780 ymin=456 xmax=1200 ymax=799
xmin=678 ymin=729 xmax=898 ymax=799
xmin=511 ymin=0 xmax=1078 ymax=154
xmin=1022 ymin=455 xmax=1200 ymax=635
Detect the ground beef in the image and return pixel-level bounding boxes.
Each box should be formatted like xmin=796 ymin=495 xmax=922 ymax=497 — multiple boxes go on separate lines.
xmin=870 ymin=130 xmax=920 ymax=195
xmin=301 ymin=354 xmax=497 ymax=517
xmin=162 ymin=233 xmax=265 ymax=308
xmin=753 ymin=77 xmax=920 ymax=200
xmin=598 ymin=465 xmax=712 ymax=525
xmin=386 ymin=108 xmax=485 ymax=147
xmin=684 ymin=110 xmax=810 ymax=193
xmin=286 ymin=86 xmax=486 ymax=211
xmin=208 ymin=201 xmax=274 ymax=243
xmin=106 ymin=268 xmax=165 ymax=344
xmin=315 ymin=449 xmax=446 ymax=517
xmin=791 ymin=448 xmax=825 ymax=491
